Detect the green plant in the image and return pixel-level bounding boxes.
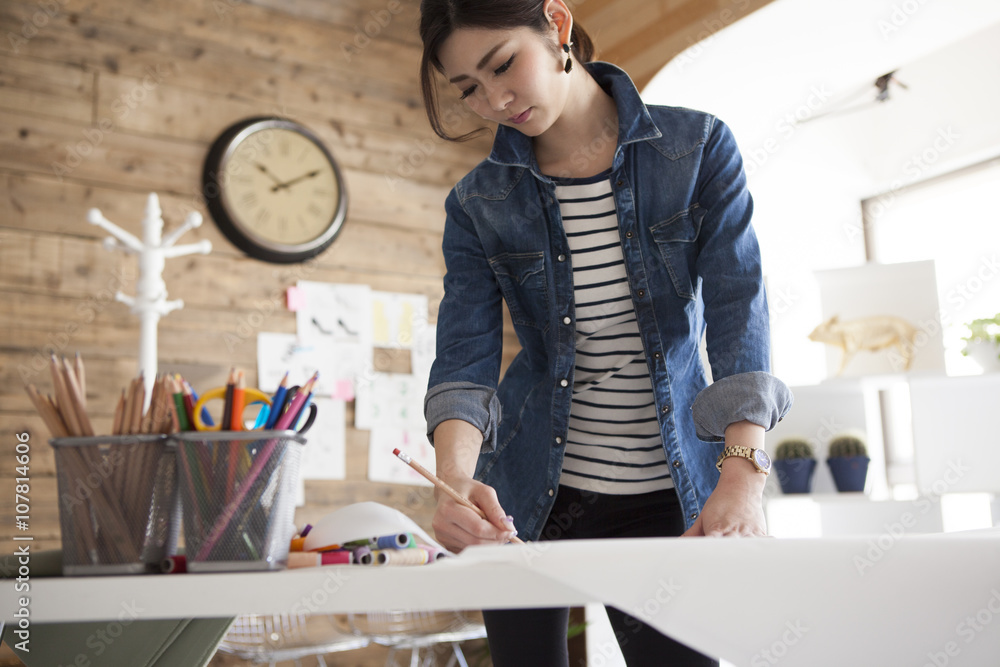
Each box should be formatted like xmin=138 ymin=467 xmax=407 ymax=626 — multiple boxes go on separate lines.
xmin=774 ymin=438 xmax=815 ymax=460
xmin=828 ymin=433 xmax=867 ymax=458
xmin=961 ymin=313 xmax=1000 ymax=358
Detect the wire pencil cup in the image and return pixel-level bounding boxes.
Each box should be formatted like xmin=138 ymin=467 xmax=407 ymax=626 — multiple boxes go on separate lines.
xmin=51 ymin=434 xmax=180 ymax=575
xmin=173 ymin=430 xmax=304 ymax=572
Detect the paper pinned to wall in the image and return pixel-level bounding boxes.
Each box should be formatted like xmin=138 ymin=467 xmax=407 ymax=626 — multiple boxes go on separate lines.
xmin=354 ymin=372 xmax=425 ymax=431
xmin=299 ymin=397 xmax=347 ymax=480
xmin=297 ymin=281 xmax=373 ymax=347
xmin=295 ymin=282 xmax=374 ymax=390
xmin=368 ymin=427 xmax=435 ymax=486
xmin=370 ymin=291 xmax=429 ymax=349
xmin=411 ymin=326 xmax=436 ymax=383
xmin=256 ymin=331 xmax=335 ymax=395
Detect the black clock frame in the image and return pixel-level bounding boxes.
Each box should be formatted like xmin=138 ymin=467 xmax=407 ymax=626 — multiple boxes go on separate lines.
xmin=202 ymin=116 xmax=348 ymax=264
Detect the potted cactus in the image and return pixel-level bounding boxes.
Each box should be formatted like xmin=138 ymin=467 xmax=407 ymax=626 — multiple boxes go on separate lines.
xmin=772 ymin=438 xmax=817 ymax=494
xmin=826 ymin=432 xmax=870 ymax=492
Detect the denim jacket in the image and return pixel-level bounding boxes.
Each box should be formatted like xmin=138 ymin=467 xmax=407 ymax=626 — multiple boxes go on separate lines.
xmin=425 ymin=61 xmax=792 ymax=542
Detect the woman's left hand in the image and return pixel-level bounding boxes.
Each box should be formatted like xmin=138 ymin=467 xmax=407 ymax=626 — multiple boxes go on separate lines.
xmin=680 ymin=464 xmax=768 ymax=537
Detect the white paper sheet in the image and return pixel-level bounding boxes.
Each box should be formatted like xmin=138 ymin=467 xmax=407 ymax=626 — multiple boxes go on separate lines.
xmin=256 ymin=331 xmax=334 ymax=395
xmin=297 ymin=281 xmax=373 ymax=347
xmin=295 ymin=282 xmax=374 ymax=390
xmin=354 ymin=372 xmax=425 ymax=430
xmin=368 ymin=428 xmax=434 ymax=486
xmin=298 ymin=397 xmax=346 ymax=480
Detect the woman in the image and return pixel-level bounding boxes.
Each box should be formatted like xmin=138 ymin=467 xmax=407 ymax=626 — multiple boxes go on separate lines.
xmin=419 ymin=1 xmax=793 ymax=664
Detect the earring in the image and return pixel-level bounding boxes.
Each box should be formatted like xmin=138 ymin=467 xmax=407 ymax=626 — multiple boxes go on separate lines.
xmin=562 ymin=42 xmax=573 ymax=73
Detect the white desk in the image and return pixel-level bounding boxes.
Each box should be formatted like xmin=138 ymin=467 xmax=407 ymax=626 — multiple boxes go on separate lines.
xmin=5 ymin=532 xmax=1000 ymax=667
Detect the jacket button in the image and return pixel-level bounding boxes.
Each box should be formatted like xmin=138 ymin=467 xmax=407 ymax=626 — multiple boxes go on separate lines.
xmin=661 ymin=405 xmax=670 ymax=414
xmin=557 ymin=254 xmax=566 ymax=262
xmin=563 ymin=316 xmax=571 ymax=325
xmin=673 ymin=459 xmax=681 ymax=468
xmin=654 ymin=352 xmax=662 ymax=360
xmin=689 ymin=512 xmax=698 ymax=521
xmin=625 ymin=231 xmax=633 ymax=238
xmin=560 ymin=379 xmax=569 ymax=387
xmin=555 ymin=436 xmax=563 ymax=445
xmin=548 ymin=489 xmax=555 ymax=497
xmin=637 ymin=289 xmax=645 ymax=298
xmin=616 ymin=179 xmax=624 ymax=187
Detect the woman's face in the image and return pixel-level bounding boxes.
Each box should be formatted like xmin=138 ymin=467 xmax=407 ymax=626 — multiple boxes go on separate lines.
xmin=436 ymin=25 xmax=569 ymax=137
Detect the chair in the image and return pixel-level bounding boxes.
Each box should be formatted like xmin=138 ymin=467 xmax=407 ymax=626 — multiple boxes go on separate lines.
xmin=347 ymin=609 xmax=488 ymax=667
xmin=216 ymin=613 xmax=370 ymax=666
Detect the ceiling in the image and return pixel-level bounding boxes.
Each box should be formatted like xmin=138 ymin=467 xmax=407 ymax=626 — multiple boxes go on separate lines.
xmin=573 ymin=0 xmax=778 ymax=90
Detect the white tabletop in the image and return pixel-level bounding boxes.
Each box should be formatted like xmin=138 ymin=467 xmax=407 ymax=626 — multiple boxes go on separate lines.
xmin=6 ymin=531 xmax=1000 ymax=667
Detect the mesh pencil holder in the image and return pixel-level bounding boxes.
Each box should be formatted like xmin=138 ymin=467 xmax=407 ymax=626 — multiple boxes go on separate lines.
xmin=50 ymin=434 xmax=180 ymax=576
xmin=172 ymin=430 xmax=305 ymax=572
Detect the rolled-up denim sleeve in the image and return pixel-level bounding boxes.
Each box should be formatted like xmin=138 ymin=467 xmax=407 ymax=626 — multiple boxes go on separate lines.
xmin=424 ymin=381 xmax=502 ymax=453
xmin=423 ymin=185 xmax=505 ymax=453
xmin=691 ymin=371 xmax=793 ymax=441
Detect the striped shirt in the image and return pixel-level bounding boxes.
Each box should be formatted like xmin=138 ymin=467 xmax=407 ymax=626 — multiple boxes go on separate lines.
xmin=555 ymin=172 xmax=673 ymax=495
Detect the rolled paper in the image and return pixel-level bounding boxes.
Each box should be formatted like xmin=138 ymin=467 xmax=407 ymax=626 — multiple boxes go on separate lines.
xmin=288 ymin=552 xmax=321 ymax=569
xmin=321 ymin=550 xmax=353 ymax=565
xmin=419 ymin=544 xmax=450 ymax=561
xmin=352 ymin=545 xmax=373 ymax=565
xmin=375 ymin=532 xmax=412 ymax=550
xmin=290 ymin=537 xmax=306 ymax=552
xmin=376 ymin=548 xmax=429 ymax=566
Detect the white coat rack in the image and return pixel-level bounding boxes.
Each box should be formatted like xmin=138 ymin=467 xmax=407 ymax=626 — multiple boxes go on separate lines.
xmin=87 ymin=193 xmax=212 ymax=406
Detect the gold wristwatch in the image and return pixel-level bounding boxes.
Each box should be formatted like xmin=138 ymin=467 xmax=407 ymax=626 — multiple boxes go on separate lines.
xmin=716 ymin=445 xmax=771 ymax=475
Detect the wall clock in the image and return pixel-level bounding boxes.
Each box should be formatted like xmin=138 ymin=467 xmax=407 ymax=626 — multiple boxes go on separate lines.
xmin=203 ymin=117 xmax=348 ymax=264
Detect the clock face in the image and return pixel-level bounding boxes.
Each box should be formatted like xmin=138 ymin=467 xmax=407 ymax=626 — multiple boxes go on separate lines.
xmin=204 ymin=118 xmax=347 ymax=263
xmin=754 ymin=448 xmax=772 ymax=471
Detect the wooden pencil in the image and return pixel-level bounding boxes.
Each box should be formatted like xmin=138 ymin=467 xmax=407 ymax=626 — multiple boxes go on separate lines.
xmin=24 ymin=385 xmax=68 ymax=438
xmin=74 ymin=352 xmax=86 ymax=408
xmin=128 ymin=374 xmax=145 ymax=435
xmin=50 ymin=354 xmax=82 ymax=437
xmin=112 ymin=390 xmax=125 ymax=436
xmin=392 ymin=448 xmax=525 ymax=544
xmin=61 ymin=356 xmax=94 ymax=437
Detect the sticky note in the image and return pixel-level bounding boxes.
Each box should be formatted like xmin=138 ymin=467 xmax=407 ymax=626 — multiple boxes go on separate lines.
xmin=286 ymin=286 xmax=306 ymax=312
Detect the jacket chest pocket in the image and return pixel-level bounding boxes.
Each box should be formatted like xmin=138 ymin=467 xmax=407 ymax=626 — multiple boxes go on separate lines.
xmin=650 ymin=206 xmax=702 ymax=301
xmin=488 ymin=251 xmax=549 ymax=329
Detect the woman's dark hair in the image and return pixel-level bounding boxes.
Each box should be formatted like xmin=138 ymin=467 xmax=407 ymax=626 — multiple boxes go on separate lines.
xmin=419 ymin=0 xmax=595 ymax=141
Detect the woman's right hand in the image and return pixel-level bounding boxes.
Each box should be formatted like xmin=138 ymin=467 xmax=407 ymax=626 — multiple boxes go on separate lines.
xmin=432 ymin=474 xmax=517 ymax=553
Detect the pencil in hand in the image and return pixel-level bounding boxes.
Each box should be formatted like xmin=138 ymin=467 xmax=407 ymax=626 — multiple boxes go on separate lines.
xmin=393 ymin=448 xmax=524 ymax=544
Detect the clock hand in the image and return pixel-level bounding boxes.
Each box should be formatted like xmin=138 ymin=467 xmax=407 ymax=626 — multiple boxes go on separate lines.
xmin=271 ymin=169 xmax=322 ymax=192
xmin=255 ymin=162 xmax=285 ymax=186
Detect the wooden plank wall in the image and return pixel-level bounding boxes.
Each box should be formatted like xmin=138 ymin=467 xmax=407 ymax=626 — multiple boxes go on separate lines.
xmin=0 ymin=0 xmax=501 ymax=664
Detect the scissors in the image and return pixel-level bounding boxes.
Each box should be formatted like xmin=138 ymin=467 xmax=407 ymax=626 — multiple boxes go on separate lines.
xmin=192 ymin=384 xmax=317 ymax=433
xmin=192 ymin=387 xmax=272 ymax=431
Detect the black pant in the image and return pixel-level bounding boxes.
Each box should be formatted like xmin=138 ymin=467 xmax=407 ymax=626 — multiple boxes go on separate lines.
xmin=483 ymin=486 xmax=718 ymax=667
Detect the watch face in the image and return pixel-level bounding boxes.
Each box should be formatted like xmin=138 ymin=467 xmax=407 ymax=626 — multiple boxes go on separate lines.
xmin=754 ymin=448 xmax=772 ymax=471
xmin=204 ymin=118 xmax=347 ymax=263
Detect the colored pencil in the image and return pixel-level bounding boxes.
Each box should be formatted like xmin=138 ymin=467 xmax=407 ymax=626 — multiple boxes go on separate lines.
xmin=264 ymin=372 xmax=289 ymax=430
xmin=273 ymin=372 xmax=318 ymax=430
xmin=171 ymin=377 xmax=190 ymax=432
xmin=230 ymin=371 xmax=246 ymax=431
xmin=221 ymin=368 xmax=236 ymax=432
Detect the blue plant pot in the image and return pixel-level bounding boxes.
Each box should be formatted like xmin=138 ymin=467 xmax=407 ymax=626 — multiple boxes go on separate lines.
xmin=827 ymin=456 xmax=870 ymax=492
xmin=773 ymin=458 xmax=817 ymax=494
